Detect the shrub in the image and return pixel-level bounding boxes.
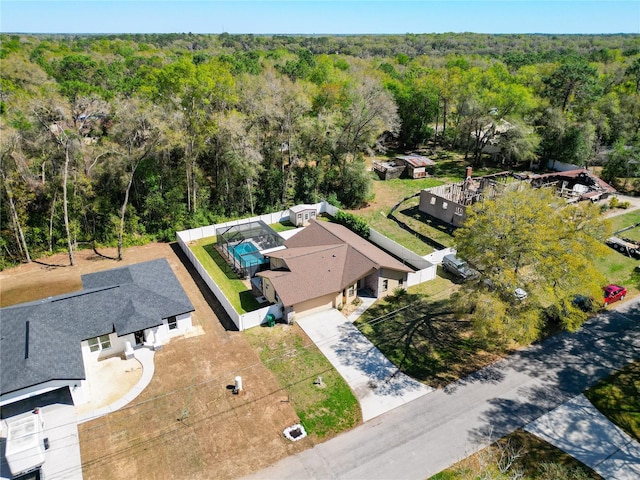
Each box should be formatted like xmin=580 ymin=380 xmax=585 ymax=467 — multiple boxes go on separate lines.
xmin=393 ymin=287 xmax=407 ymax=297
xmin=334 ymin=211 xmax=370 ymax=239
xmin=609 ymin=196 xmax=620 ymax=208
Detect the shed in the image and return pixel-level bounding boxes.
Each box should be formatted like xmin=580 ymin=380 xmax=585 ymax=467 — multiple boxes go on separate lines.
xmin=394 ymin=155 xmax=436 ymax=179
xmin=288 ymin=204 xmax=318 ymax=227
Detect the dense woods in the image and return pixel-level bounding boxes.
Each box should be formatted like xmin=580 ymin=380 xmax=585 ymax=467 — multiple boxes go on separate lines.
xmin=2 ymin=32 xmax=640 ymax=268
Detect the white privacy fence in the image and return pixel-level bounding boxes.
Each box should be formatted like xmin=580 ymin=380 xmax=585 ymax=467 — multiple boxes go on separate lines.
xmin=423 ymin=247 xmax=457 ymax=265
xmin=177 ymin=201 xmax=443 ymax=330
xmin=547 ymin=160 xmax=581 ymax=172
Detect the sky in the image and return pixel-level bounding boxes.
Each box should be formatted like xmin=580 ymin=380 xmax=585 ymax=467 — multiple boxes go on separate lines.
xmin=1 ymin=1 xmax=639 ymax=35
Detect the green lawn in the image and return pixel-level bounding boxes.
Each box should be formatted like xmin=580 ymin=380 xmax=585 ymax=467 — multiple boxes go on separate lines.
xmin=595 ymin=211 xmax=640 ymax=298
xmin=354 ymin=277 xmax=506 ymax=388
xmin=585 ymin=360 xmax=640 ymax=442
xmin=270 ymin=221 xmax=297 ymax=233
xmin=347 ymin=176 xmax=456 ymax=255
xmin=245 ymin=324 xmax=361 ymax=440
xmin=190 ymin=236 xmax=260 ymax=313
xmin=609 ymin=209 xmax=640 ymax=241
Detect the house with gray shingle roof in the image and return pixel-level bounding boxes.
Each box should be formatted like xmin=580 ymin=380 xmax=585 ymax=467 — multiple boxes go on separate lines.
xmin=0 ymin=258 xmax=194 ymax=408
xmin=257 ymin=219 xmax=413 ymax=320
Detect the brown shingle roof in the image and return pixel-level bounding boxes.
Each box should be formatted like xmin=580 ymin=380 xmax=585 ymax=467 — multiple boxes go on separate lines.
xmin=258 ymin=220 xmax=412 ymax=306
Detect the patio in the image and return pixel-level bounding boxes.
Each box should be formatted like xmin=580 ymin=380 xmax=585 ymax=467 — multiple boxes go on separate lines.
xmin=76 ymin=348 xmax=155 ymax=423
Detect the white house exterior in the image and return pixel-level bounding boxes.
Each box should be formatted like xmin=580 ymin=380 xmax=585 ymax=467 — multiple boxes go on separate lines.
xmin=0 ymin=259 xmax=194 ymax=408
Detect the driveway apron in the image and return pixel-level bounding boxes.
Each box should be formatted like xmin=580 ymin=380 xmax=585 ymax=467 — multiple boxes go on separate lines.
xmin=297 ymin=309 xmax=433 ymax=421
xmin=525 ymin=394 xmax=640 ymax=480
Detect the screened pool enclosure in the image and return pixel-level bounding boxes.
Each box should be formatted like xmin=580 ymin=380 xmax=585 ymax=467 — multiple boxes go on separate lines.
xmin=216 ymin=221 xmax=285 ymax=278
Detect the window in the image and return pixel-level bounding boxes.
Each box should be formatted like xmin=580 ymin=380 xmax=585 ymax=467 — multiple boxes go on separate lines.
xmin=430 ymin=196 xmax=436 ymax=205
xmin=442 ymin=202 xmax=448 ymax=210
xmin=168 ymin=316 xmax=178 ymax=330
xmin=399 ymin=277 xmax=404 ymax=287
xmin=382 ymin=279 xmax=388 ymax=292
xmin=348 ymin=285 xmax=355 ymax=296
xmin=455 ymin=206 xmax=464 ymax=216
xmin=88 ymin=334 xmax=111 ymax=352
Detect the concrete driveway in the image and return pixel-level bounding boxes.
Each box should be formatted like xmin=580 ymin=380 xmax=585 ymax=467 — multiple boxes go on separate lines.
xmin=297 ymin=309 xmax=434 ymax=421
xmin=525 ymin=394 xmax=640 ymax=480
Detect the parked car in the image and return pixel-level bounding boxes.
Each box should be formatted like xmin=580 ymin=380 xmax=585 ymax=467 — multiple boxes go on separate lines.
xmin=572 ymin=294 xmax=594 ymax=312
xmin=514 ymin=288 xmax=528 ymax=301
xmin=442 ymin=254 xmax=478 ymax=280
xmin=603 ymin=284 xmax=627 ymax=306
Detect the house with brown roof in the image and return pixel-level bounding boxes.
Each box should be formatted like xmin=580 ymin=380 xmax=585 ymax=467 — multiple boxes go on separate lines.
xmin=256 ymin=220 xmax=414 ymax=320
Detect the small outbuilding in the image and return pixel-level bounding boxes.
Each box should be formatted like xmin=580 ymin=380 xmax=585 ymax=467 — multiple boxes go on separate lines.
xmin=288 ymin=204 xmax=318 ymax=227
xmin=394 ymin=154 xmax=436 ymax=179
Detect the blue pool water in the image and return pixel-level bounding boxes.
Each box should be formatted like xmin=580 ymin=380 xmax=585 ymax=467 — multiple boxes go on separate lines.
xmin=230 ymin=242 xmax=266 ymax=268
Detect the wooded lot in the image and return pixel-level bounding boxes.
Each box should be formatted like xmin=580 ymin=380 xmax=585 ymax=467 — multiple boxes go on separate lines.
xmin=1 ymin=33 xmax=639 ymax=267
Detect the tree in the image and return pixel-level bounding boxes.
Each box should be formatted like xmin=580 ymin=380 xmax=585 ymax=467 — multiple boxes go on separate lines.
xmin=454 ymin=185 xmax=609 ymax=345
xmin=0 ymin=120 xmax=32 ymax=263
xmin=148 ymin=57 xmax=235 ymax=214
xmin=542 ymin=59 xmax=600 ymax=114
xmin=601 ymin=139 xmax=640 ymax=189
xmin=110 ymin=98 xmax=163 ymax=260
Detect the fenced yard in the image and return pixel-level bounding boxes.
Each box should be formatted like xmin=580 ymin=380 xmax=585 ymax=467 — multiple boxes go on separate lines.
xmin=190 ymin=236 xmax=261 ymax=313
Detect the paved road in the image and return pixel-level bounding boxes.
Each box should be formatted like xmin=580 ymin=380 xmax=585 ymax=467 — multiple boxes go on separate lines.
xmin=246 ymin=299 xmax=640 ymax=480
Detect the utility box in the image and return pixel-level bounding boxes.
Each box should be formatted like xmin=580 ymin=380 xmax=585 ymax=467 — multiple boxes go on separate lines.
xmin=266 ymin=313 xmax=276 ymax=327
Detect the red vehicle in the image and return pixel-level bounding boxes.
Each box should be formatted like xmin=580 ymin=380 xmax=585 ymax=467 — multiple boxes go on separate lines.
xmin=603 ymin=284 xmax=627 ymax=306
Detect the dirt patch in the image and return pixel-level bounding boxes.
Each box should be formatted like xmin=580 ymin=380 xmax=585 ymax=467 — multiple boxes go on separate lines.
xmin=1 ymin=243 xmax=307 ymax=479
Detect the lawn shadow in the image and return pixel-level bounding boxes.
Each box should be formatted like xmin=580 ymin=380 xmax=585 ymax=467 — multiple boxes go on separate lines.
xmin=356 ymin=294 xmax=497 ymax=389
xmin=398 ymin=205 xmax=456 ymax=237
xmin=330 ymin=322 xmax=428 ymax=398
xmin=239 ymin=290 xmax=260 ymax=312
xmin=387 ymin=206 xmax=449 ymax=251
xmin=202 ymin=243 xmax=242 ymax=281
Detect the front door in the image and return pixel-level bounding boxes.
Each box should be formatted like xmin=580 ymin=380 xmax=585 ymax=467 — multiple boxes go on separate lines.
xmin=134 ymin=330 xmax=145 ymax=346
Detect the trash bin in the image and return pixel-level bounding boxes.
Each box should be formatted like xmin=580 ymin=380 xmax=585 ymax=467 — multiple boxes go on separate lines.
xmin=266 ymin=313 xmax=276 ymax=327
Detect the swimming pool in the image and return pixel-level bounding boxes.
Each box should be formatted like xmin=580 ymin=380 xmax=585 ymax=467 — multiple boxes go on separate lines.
xmin=229 ymin=242 xmax=266 ymax=268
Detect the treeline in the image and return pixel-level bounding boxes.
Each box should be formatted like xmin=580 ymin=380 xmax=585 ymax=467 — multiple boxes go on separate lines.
xmin=1 ymin=33 xmax=639 ymax=268
xmin=11 ymin=32 xmax=640 ymax=61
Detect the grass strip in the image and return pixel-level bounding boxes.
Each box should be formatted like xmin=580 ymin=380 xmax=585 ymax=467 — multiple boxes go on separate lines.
xmin=190 ymin=236 xmax=259 ymax=313
xmin=585 ymin=360 xmax=640 ymax=442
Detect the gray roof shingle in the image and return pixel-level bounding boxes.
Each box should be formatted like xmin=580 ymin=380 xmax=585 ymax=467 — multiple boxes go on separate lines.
xmin=1 ymin=259 xmax=194 ymax=397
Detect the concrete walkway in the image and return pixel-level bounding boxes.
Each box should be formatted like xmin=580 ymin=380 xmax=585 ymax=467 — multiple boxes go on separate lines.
xmin=77 ymin=348 xmax=155 ymax=424
xmin=297 ymin=309 xmax=433 ymax=421
xmin=525 ymin=394 xmax=640 ymax=480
